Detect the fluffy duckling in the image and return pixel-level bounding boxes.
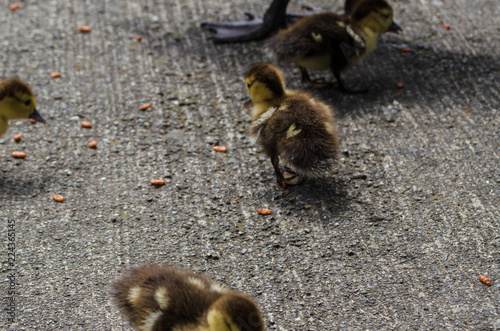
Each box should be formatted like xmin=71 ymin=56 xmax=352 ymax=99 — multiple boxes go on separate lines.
xmin=112 ymin=264 xmax=264 ymax=331
xmin=267 ymin=0 xmax=401 ymax=92
xmin=0 ymin=78 xmax=45 ymax=137
xmin=245 ymin=63 xmax=339 ymax=188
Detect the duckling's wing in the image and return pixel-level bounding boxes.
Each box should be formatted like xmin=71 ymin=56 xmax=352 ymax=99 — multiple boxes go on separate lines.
xmin=267 ymin=13 xmax=355 ymax=59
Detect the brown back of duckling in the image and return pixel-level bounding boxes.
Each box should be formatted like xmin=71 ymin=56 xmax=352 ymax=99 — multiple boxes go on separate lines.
xmin=112 ymin=264 xmax=264 ymax=331
xmin=267 ymin=13 xmax=359 ymax=70
xmin=113 ymin=264 xmax=221 ymax=330
xmin=253 ymin=92 xmax=340 ymax=178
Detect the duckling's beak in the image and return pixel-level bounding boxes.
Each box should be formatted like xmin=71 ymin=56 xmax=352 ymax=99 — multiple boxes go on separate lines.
xmin=388 ymin=21 xmax=402 ymax=33
xmin=243 ymin=98 xmax=253 ymax=109
xmin=28 ymin=109 xmax=46 ymax=124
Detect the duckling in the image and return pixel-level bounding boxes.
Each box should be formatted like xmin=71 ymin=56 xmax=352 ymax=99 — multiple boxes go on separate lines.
xmin=0 ymin=78 xmax=45 ymax=137
xmin=266 ymin=0 xmax=401 ymax=92
xmin=245 ymin=63 xmax=339 ymax=188
xmin=112 ymin=264 xmax=264 ymax=331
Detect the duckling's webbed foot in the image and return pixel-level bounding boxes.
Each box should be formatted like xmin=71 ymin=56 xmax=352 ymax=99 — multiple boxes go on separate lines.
xmin=299 ymin=66 xmax=334 ymax=89
xmin=333 ymin=71 xmax=368 ymax=94
xmin=333 ymin=71 xmax=368 ymax=93
xmin=201 ymin=0 xmax=290 ymax=43
xmin=271 ymin=154 xmax=287 ymax=188
xmin=283 ymin=167 xmax=304 ymax=185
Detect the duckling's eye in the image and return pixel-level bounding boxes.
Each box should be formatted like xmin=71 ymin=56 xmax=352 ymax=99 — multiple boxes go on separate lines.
xmin=24 ymin=100 xmax=31 ymax=106
xmin=247 ymin=81 xmax=253 ymax=88
xmin=381 ymin=12 xmax=390 ymax=19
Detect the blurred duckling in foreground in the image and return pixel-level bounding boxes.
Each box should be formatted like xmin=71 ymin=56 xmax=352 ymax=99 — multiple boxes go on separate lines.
xmin=0 ymin=78 xmax=45 ymax=137
xmin=267 ymin=0 xmax=401 ymax=93
xmin=245 ymin=63 xmax=339 ymax=188
xmin=112 ymin=264 xmax=264 ymax=331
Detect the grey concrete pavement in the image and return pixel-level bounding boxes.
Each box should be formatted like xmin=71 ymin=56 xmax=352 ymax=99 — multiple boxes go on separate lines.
xmin=0 ymin=0 xmax=498 ymax=329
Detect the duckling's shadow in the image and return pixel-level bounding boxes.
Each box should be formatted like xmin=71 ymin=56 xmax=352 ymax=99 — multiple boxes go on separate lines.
xmin=0 ymin=174 xmax=48 ymax=200
xmin=284 ymin=175 xmax=350 ymax=216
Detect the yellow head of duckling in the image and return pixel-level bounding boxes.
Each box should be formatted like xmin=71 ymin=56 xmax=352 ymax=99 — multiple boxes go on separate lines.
xmin=0 ymin=78 xmax=43 ymax=122
xmin=245 ymin=64 xmax=286 ymax=105
xmin=205 ymin=293 xmax=264 ymax=331
xmin=351 ymin=0 xmax=401 ymax=33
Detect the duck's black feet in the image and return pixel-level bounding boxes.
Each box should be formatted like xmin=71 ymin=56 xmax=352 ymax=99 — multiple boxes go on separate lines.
xmin=201 ymin=0 xmax=290 ymax=43
xmin=300 ymin=66 xmax=334 ymax=89
xmin=201 ymin=13 xmax=269 ymax=43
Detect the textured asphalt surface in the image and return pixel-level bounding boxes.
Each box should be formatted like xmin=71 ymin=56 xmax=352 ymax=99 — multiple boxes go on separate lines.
xmin=0 ymin=0 xmax=499 ymax=330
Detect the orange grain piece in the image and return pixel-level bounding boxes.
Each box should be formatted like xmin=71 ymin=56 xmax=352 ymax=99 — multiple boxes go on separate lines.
xmin=150 ymin=179 xmax=166 ymax=186
xmin=139 ymin=102 xmax=152 ymax=111
xmin=78 ymin=25 xmax=92 ymax=32
xmin=13 ymin=134 xmax=22 ymax=141
xmin=52 ymin=194 xmax=64 ymax=202
xmin=443 ymin=23 xmax=451 ymax=30
xmin=50 ymin=72 xmax=61 ymax=79
xmin=257 ymin=208 xmax=272 ymax=215
xmin=479 ymin=275 xmax=491 ymax=286
xmin=400 ymin=47 xmax=412 ymax=53
xmin=9 ymin=3 xmax=20 ymax=11
xmin=396 ymin=82 xmax=405 ymax=89
xmin=136 ymin=35 xmax=142 ymax=41
xmin=12 ymin=151 xmax=27 ymax=158
xmin=213 ymin=146 xmax=228 ymax=152
xmin=81 ymin=121 xmax=92 ymax=128
xmin=29 ymin=118 xmax=37 ymax=124
xmin=88 ymin=141 xmax=97 ymax=148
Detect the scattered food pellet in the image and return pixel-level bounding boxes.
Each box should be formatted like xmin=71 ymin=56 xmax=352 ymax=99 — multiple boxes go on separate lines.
xmin=139 ymin=102 xmax=152 ymax=111
xmin=12 ymin=151 xmax=27 ymax=158
xmin=81 ymin=121 xmax=92 ymax=128
xmin=78 ymin=25 xmax=92 ymax=32
xmin=13 ymin=134 xmax=22 ymax=141
xmin=88 ymin=141 xmax=98 ymax=148
xmin=479 ymin=275 xmax=491 ymax=286
xmin=443 ymin=23 xmax=451 ymax=30
xmin=150 ymin=179 xmax=166 ymax=186
xmin=29 ymin=118 xmax=37 ymax=124
xmin=257 ymin=208 xmax=272 ymax=215
xmin=50 ymin=72 xmax=61 ymax=79
xmin=463 ymin=109 xmax=469 ymax=115
xmin=213 ymin=146 xmax=228 ymax=152
xmin=9 ymin=3 xmax=20 ymax=11
xmin=399 ymin=47 xmax=412 ymax=53
xmin=396 ymin=82 xmax=405 ymax=89
xmin=52 ymin=194 xmax=64 ymax=202
xmin=136 ymin=35 xmax=142 ymax=41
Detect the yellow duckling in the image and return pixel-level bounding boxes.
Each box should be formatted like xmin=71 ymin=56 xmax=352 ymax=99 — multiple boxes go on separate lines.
xmin=267 ymin=0 xmax=401 ymax=92
xmin=0 ymin=78 xmax=45 ymax=137
xmin=245 ymin=63 xmax=339 ymax=188
xmin=112 ymin=264 xmax=264 ymax=331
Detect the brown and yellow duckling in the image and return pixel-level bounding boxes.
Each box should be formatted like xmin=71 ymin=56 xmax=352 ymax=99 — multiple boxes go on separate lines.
xmin=0 ymin=78 xmax=45 ymax=137
xmin=245 ymin=63 xmax=339 ymax=188
xmin=112 ymin=264 xmax=264 ymax=331
xmin=267 ymin=0 xmax=401 ymax=92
